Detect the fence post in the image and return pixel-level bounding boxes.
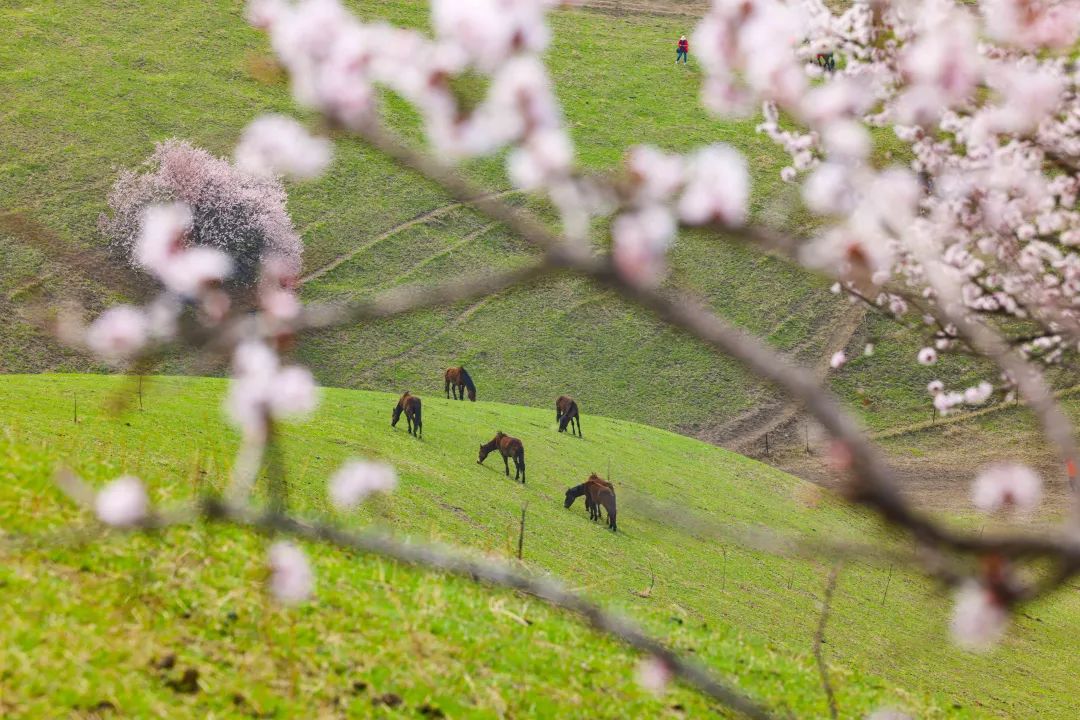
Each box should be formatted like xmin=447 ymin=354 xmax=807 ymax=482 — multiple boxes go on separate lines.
xmin=805 ymin=422 xmax=810 ymax=454
xmin=138 ymin=375 xmax=144 ymax=411
xmin=881 ymin=564 xmax=894 ymax=606
xmin=517 ymin=502 xmax=528 ymax=561
xmin=73 ymin=391 xmax=78 ymax=424
xmin=765 ymin=432 xmax=770 ymax=457
xmin=721 ymin=546 xmax=727 ymax=592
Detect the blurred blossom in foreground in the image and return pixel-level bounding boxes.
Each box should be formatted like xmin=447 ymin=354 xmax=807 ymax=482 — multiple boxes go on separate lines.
xmin=612 ymin=205 xmax=676 ymax=288
xmin=235 ymin=114 xmax=333 ymax=179
xmin=677 ymin=145 xmax=749 ymax=226
xmin=226 ymin=341 xmax=319 ymax=440
xmin=95 ymin=476 xmax=149 ymax=528
xmin=972 ymin=463 xmax=1043 ymax=514
xmin=268 ymin=540 xmax=314 ymax=605
xmin=85 ymin=306 xmax=149 ymax=364
xmin=635 ymin=656 xmax=672 ymax=695
xmin=329 ymin=460 xmax=398 ymax=509
xmin=137 ymin=202 xmax=234 ymax=297
xmin=866 ymin=709 xmax=913 ymax=720
xmin=950 ymin=581 xmax=1008 ymax=650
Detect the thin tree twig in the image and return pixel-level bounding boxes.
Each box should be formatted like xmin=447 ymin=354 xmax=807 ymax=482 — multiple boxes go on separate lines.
xmin=190 ymin=498 xmax=773 ymax=719
xmin=813 ymin=564 xmax=842 ymax=720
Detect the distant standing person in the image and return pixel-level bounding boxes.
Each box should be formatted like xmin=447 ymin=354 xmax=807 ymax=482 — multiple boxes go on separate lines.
xmin=676 ymin=35 xmax=689 ymax=64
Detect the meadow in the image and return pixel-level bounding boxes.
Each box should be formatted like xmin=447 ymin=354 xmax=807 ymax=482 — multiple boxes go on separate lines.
xmin=1 ymin=374 xmax=1078 ymax=718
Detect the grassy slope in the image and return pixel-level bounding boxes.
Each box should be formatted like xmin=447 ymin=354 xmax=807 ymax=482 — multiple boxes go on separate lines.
xmin=2 ymin=0 xmax=896 ymax=439
xmin=2 ymin=374 xmax=1078 ymax=718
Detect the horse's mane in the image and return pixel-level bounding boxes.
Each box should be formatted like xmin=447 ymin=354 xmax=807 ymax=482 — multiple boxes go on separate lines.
xmin=459 ymin=367 xmax=475 ymax=392
xmin=587 ymin=473 xmax=613 ymax=488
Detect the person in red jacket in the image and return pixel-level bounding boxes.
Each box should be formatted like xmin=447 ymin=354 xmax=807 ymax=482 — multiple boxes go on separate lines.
xmin=676 ymin=35 xmax=689 ymax=64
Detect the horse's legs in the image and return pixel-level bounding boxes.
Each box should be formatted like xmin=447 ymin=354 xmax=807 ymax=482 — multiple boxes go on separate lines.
xmin=574 ymin=415 xmax=581 ymax=437
xmin=503 ymin=454 xmax=510 ymax=476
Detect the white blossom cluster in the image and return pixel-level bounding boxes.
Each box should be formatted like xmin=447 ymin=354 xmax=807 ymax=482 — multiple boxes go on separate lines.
xmin=718 ymin=0 xmax=1080 ymax=377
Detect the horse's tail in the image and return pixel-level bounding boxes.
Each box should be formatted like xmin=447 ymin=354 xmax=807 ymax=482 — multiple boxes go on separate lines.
xmin=413 ymin=400 xmax=422 ymax=429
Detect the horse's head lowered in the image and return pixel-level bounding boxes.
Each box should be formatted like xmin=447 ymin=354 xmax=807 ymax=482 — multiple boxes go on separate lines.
xmin=478 ymin=433 xmax=502 ymax=464
xmin=391 ymin=402 xmax=403 ymax=427
xmin=564 ymin=484 xmax=586 ymax=508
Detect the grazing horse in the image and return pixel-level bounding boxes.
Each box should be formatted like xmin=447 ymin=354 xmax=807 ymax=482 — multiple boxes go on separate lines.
xmin=555 ymin=395 xmax=582 ymax=437
xmin=564 ymin=474 xmax=617 ymax=531
xmin=478 ymin=431 xmax=525 ymax=483
xmin=445 ymin=367 xmax=476 ymax=401
xmin=391 ymin=392 xmax=422 ymax=438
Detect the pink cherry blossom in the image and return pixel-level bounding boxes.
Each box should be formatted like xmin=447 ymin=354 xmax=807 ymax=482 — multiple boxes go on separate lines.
xmin=950 ymin=580 xmax=1008 ymax=650
xmin=270 ymin=366 xmax=319 ymax=418
xmin=972 ymin=463 xmax=1043 ymax=513
xmin=917 ymin=347 xmax=937 ymax=365
xmin=635 ymin=655 xmax=671 ymax=695
xmin=612 ymin=205 xmax=676 ymax=287
xmin=329 ymin=460 xmax=398 ymax=509
xmin=85 ymin=306 xmax=149 ymax=363
xmin=235 ymin=114 xmax=333 ymax=179
xmin=626 ymin=146 xmax=685 ymax=202
xmin=136 ymin=203 xmax=191 ymax=273
xmin=226 ymin=341 xmax=319 ymax=438
xmin=964 ymin=381 xmax=994 ymax=405
xmin=677 ymin=145 xmax=749 ymax=226
xmin=829 ymin=350 xmax=846 ymax=369
xmin=268 ymin=540 xmax=314 ymax=605
xmin=134 ymin=202 xmax=234 ymax=297
xmin=927 ymin=379 xmax=944 ymax=395
xmin=95 ymin=476 xmax=149 ymax=527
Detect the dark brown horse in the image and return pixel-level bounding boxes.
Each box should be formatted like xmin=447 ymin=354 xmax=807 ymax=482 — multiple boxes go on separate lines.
xmin=555 ymin=395 xmax=582 ymax=437
xmin=445 ymin=367 xmax=476 ymax=401
xmin=391 ymin=392 xmax=422 ymax=438
xmin=478 ymin=431 xmax=525 ymax=483
xmin=564 ymin=473 xmax=617 ymax=531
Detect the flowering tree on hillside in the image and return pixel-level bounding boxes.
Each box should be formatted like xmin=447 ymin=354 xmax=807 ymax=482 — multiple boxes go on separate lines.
xmin=55 ymin=0 xmax=1080 ymax=715
xmin=99 ymin=138 xmax=307 ymax=288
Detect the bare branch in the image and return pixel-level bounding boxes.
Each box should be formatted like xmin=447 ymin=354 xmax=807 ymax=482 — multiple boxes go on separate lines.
xmin=193 ymin=498 xmax=775 ymax=719
xmin=813 ymin=564 xmax=842 ymax=720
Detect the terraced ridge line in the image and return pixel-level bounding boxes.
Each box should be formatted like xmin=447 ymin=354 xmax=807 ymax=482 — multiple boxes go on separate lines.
xmin=299 ymin=190 xmax=517 ymax=286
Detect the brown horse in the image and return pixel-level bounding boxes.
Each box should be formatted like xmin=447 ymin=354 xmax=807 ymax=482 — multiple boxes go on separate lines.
xmin=478 ymin=431 xmax=525 ymax=483
xmin=445 ymin=367 xmax=476 ymax=401
xmin=564 ymin=473 xmax=617 ymax=531
xmin=391 ymin=392 xmax=422 ymax=438
xmin=555 ymin=395 xmax=582 ymax=437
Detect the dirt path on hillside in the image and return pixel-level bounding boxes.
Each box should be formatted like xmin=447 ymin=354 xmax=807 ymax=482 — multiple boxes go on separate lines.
xmin=703 ymin=303 xmax=866 ymax=453
xmin=299 ymin=192 xmax=514 ymax=286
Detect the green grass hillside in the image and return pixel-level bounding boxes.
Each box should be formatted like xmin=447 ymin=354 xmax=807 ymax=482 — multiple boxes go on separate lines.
xmin=2 ymin=0 xmax=927 ymax=443
xmin=2 ymin=374 xmax=1078 ymax=718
